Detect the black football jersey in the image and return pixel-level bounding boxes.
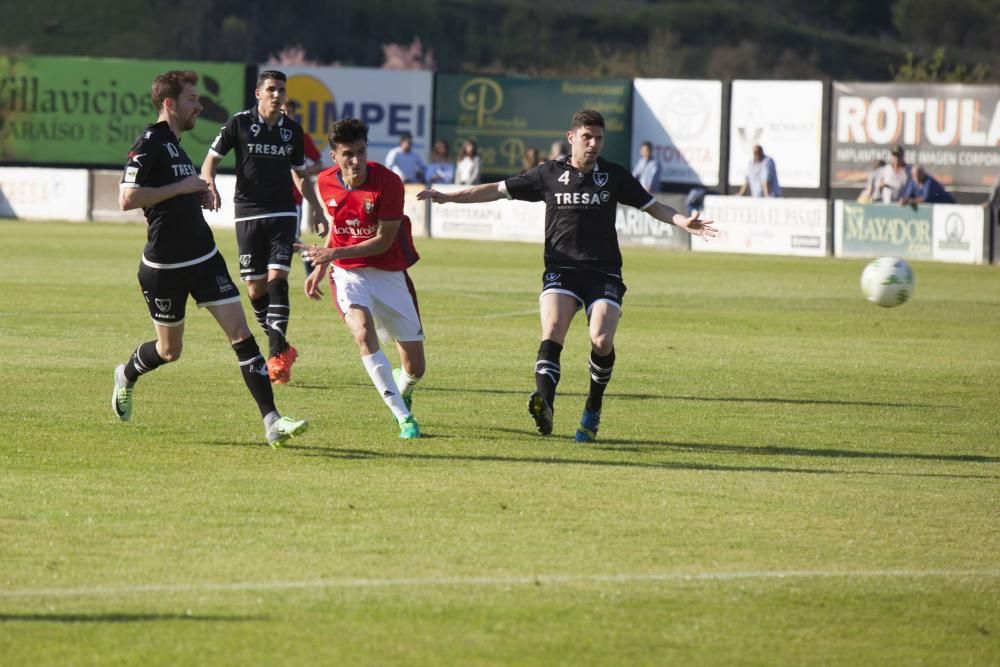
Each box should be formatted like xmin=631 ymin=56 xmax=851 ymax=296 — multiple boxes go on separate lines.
xmin=208 ymin=109 xmax=306 ymax=220
xmin=503 ymin=157 xmax=654 ymax=274
xmin=120 ymin=121 xmax=216 ymax=266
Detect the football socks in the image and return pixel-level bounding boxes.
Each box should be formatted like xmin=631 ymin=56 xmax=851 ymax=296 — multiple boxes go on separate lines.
xmin=585 ymin=348 xmax=615 ymax=413
xmin=233 ymin=336 xmax=277 ymax=417
xmin=362 ymin=350 xmax=409 ymax=421
xmin=534 ymin=339 xmax=563 ymax=407
xmin=123 ymin=340 xmax=167 ymax=383
xmin=266 ymin=278 xmax=291 ymax=356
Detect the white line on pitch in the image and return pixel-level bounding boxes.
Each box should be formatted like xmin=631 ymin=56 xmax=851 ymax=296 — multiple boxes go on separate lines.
xmin=3 ymin=569 xmax=998 ymax=600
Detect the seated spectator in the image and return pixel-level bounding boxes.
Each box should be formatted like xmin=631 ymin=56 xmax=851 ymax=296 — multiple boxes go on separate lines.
xmin=857 ymin=159 xmax=887 ymax=203
xmin=875 ymin=145 xmax=912 ymax=203
xmin=736 ymin=144 xmax=781 ymax=197
xmin=455 ymin=139 xmax=481 ymax=185
xmin=899 ymin=166 xmax=955 ymax=205
xmin=425 ymin=140 xmax=455 ymax=185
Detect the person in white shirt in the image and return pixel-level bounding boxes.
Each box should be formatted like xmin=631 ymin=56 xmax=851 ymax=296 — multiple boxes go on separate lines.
xmin=455 ymin=139 xmax=481 ymax=185
xmin=385 ymin=133 xmax=426 ymax=183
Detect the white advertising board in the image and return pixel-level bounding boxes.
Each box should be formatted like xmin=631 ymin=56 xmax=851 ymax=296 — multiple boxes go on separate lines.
xmin=931 ymin=204 xmax=987 ymax=264
xmin=274 ymin=65 xmax=434 ymax=165
xmin=0 ymin=168 xmax=90 ymax=221
xmin=427 ymin=185 xmax=543 ymax=242
xmin=728 ymin=80 xmax=824 ymax=189
xmin=632 ymin=79 xmax=723 ymax=187
xmin=833 ymin=200 xmax=987 ymax=264
xmin=695 ymin=195 xmax=829 ymax=256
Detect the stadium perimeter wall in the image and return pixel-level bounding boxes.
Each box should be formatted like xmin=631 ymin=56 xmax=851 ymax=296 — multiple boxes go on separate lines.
xmin=0 ymin=167 xmax=994 ymax=265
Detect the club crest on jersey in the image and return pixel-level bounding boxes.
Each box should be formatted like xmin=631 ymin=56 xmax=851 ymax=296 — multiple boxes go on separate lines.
xmin=154 ymin=298 xmax=172 ymax=312
xmin=363 ymin=199 xmax=375 ymax=213
xmin=593 ymin=172 xmax=609 ymax=187
xmin=239 ymin=254 xmax=252 ymax=267
xmin=280 ymin=128 xmax=292 ymax=142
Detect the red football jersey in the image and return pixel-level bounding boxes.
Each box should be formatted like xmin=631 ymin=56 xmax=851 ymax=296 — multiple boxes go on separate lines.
xmin=316 ymin=162 xmax=419 ymax=271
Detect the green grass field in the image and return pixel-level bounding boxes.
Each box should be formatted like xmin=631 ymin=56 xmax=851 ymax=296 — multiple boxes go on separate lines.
xmin=1 ymin=220 xmax=999 ymax=666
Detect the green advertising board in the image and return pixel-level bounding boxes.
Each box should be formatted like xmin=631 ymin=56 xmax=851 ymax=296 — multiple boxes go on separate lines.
xmin=0 ymin=55 xmax=244 ymax=167
xmin=840 ymin=202 xmax=933 ymax=259
xmin=434 ymin=75 xmax=631 ymax=181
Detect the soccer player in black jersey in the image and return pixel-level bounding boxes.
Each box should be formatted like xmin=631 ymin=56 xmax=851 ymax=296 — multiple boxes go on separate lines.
xmin=418 ymin=110 xmax=718 ymax=441
xmin=113 ymin=70 xmax=308 ymax=448
xmin=201 ymin=70 xmax=307 ymax=385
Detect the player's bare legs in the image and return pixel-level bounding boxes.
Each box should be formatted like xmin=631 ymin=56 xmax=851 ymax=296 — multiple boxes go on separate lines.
xmin=344 ymin=306 xmax=414 ymax=430
xmin=207 ymin=300 xmax=307 ymax=447
xmin=248 ymin=267 xmax=297 ymax=384
xmin=529 ymin=293 xmax=578 ymax=435
xmin=576 ymin=302 xmax=620 ymax=442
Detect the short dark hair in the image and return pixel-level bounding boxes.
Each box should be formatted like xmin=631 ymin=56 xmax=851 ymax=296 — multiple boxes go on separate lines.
xmin=570 ymin=109 xmax=605 ymax=130
xmin=151 ymin=70 xmax=198 ymax=111
xmin=257 ymin=70 xmax=287 ymax=87
xmin=640 ymin=141 xmax=653 ymax=151
xmin=329 ymin=118 xmax=370 ymax=148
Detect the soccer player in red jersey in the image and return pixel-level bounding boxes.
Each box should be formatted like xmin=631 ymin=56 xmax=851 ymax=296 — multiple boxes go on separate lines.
xmin=298 ymin=119 xmax=424 ymax=439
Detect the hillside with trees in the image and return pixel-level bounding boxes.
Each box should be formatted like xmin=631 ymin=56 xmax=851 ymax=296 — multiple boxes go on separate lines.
xmin=1 ymin=0 xmax=997 ymax=82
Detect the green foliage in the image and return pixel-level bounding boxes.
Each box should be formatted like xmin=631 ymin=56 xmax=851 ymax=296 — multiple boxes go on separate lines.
xmin=892 ymin=47 xmax=992 ymax=83
xmin=2 ymin=0 xmax=1000 ymax=81
xmin=1 ymin=221 xmax=999 ymax=664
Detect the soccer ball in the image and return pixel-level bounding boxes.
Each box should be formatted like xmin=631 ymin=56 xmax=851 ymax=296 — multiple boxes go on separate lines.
xmin=860 ymin=257 xmax=915 ymax=308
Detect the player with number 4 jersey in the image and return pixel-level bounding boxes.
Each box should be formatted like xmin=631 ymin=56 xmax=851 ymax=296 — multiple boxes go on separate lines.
xmin=419 ymin=109 xmax=718 ymax=441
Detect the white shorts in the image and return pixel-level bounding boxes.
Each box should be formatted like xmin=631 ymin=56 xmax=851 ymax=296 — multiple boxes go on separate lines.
xmin=331 ymin=265 xmax=424 ymax=343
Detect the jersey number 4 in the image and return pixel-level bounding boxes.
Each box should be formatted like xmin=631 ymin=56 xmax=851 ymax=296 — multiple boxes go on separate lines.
xmin=557 ymin=171 xmax=571 ymax=186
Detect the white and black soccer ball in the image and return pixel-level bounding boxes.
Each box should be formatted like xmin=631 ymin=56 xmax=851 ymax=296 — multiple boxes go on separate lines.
xmin=860 ymin=257 xmax=915 ymax=308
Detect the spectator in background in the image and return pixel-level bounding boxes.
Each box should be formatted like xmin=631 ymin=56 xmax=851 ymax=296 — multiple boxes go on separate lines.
xmin=631 ymin=141 xmax=660 ymax=193
xmin=425 ymin=140 xmax=455 ymax=186
xmin=455 ymin=139 xmax=481 ymax=185
xmin=523 ymin=147 xmax=541 ymax=173
xmin=899 ymin=166 xmax=955 ymax=205
xmin=736 ymin=144 xmax=781 ymax=197
xmin=857 ymin=159 xmax=887 ymax=203
xmin=875 ymin=145 xmax=912 ymax=203
xmin=548 ymin=140 xmax=568 ymax=161
xmin=983 ymin=171 xmax=1000 ymax=227
xmin=385 ymin=132 xmax=426 ymax=184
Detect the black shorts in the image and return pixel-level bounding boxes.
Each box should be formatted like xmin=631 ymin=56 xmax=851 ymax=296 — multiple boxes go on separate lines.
xmin=541 ymin=266 xmax=627 ymax=314
xmin=235 ymin=215 xmax=297 ymax=281
xmin=137 ymin=251 xmax=241 ymax=326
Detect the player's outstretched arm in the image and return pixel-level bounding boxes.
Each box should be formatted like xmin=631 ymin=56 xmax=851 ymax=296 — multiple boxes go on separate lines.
xmin=647 ymin=202 xmax=719 ymax=239
xmin=416 ymin=182 xmax=505 ymax=205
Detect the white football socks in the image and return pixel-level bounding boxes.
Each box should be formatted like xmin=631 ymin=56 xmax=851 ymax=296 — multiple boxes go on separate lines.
xmin=395 ymin=367 xmax=419 ymax=398
xmin=361 ymin=350 xmax=409 ymax=420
